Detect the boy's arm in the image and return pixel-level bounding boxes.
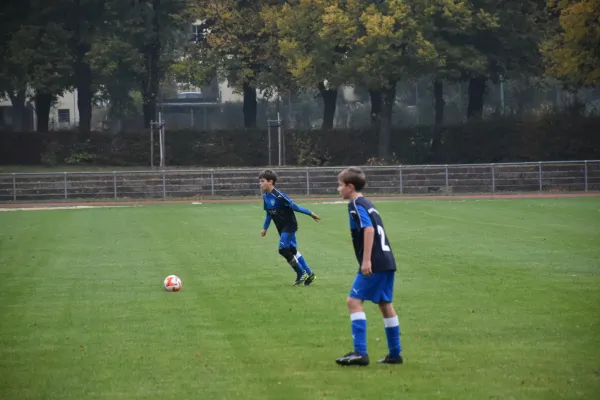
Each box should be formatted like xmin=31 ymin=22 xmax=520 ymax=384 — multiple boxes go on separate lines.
xmin=262 ymin=212 xmax=272 ymax=230
xmin=279 ymin=191 xmax=320 ymax=220
xmin=291 ymin=201 xmax=321 ymax=221
xmin=357 ymin=205 xmax=374 ymax=276
xmin=290 ymin=201 xmax=312 ymax=216
xmin=362 ymin=227 xmax=375 ymax=264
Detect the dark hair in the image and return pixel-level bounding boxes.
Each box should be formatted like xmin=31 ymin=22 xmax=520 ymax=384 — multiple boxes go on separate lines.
xmin=259 ymin=169 xmax=278 ymax=184
xmin=338 ymin=167 xmax=366 ymax=191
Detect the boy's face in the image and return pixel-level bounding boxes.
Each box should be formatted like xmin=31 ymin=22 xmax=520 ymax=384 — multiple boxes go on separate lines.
xmin=259 ymin=178 xmax=274 ymax=192
xmin=337 ymin=179 xmax=354 ymax=200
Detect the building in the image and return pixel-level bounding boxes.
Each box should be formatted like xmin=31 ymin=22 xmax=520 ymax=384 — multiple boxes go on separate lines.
xmin=0 ymin=91 xmax=80 ymax=131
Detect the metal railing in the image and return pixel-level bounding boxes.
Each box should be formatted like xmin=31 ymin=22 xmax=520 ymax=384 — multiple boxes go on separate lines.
xmin=1 ymin=160 xmax=599 ymax=202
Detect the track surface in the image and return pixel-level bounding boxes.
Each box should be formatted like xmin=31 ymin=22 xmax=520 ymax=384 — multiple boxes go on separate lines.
xmin=1 ymin=192 xmax=599 ymax=208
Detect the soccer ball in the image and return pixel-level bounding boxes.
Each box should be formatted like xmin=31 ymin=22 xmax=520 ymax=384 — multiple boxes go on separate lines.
xmin=163 ymin=275 xmax=182 ymax=292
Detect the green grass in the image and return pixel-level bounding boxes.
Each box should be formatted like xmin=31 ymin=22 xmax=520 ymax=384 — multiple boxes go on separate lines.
xmin=1 ymin=198 xmax=599 ymax=400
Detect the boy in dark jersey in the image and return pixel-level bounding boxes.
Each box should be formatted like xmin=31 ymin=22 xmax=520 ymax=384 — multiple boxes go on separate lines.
xmin=335 ymin=167 xmax=403 ymax=366
xmin=259 ymin=169 xmax=320 ymax=286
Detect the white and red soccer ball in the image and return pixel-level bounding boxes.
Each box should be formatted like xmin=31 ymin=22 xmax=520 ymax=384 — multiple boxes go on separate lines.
xmin=163 ymin=275 xmax=182 ymax=292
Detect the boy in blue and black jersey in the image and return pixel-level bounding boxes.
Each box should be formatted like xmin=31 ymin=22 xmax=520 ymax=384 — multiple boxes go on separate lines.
xmin=259 ymin=169 xmax=320 ymax=286
xmin=335 ymin=167 xmax=403 ymax=366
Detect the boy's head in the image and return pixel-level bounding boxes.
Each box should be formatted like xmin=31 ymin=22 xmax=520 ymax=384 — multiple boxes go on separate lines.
xmin=259 ymin=169 xmax=277 ymax=192
xmin=337 ymin=167 xmax=366 ymax=199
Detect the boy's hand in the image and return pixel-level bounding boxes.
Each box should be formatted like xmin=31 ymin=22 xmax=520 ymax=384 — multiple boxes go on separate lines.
xmin=361 ymin=260 xmax=373 ymax=277
xmin=311 ymin=212 xmax=321 ymax=222
xmin=260 ymin=229 xmax=267 ymax=236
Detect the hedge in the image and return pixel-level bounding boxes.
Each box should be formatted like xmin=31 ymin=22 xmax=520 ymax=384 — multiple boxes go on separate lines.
xmin=1 ymin=113 xmax=598 ymax=167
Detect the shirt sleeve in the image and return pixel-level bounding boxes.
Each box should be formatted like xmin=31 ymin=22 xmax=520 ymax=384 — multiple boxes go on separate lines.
xmin=355 ymin=205 xmax=373 ymax=228
xmin=263 ymin=212 xmax=272 ymax=230
xmin=278 ymin=191 xmax=312 ymax=216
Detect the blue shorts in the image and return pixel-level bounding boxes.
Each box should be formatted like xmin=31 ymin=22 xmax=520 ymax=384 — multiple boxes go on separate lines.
xmin=349 ymin=271 xmax=395 ymax=304
xmin=279 ymin=232 xmax=297 ymax=249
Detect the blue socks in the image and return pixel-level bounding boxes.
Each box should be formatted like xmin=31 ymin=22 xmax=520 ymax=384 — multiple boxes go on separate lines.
xmin=384 ymin=316 xmax=402 ymax=358
xmin=349 ymin=313 xmax=402 ymax=358
xmin=296 ymin=252 xmax=312 ymax=275
xmin=350 ymin=312 xmax=368 ymax=355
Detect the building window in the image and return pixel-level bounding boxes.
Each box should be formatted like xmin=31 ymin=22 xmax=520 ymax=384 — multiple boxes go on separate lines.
xmin=58 ymin=109 xmax=70 ymax=123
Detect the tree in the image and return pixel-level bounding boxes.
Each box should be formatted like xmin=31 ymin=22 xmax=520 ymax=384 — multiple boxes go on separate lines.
xmin=348 ymin=0 xmax=439 ymax=159
xmin=0 ymin=0 xmax=32 ymax=131
xmin=89 ymin=36 xmax=145 ymax=131
xmin=419 ymin=0 xmax=497 ymax=124
xmin=44 ymin=0 xmax=108 ymax=136
xmin=97 ymin=0 xmax=193 ymax=128
xmin=263 ymin=0 xmax=357 ymax=130
xmin=195 ymin=0 xmax=282 ymax=128
xmin=544 ymin=0 xmax=600 ymax=87
xmin=462 ymin=0 xmax=547 ymax=119
xmin=18 ymin=24 xmax=73 ymax=131
xmin=2 ymin=7 xmax=73 ymax=132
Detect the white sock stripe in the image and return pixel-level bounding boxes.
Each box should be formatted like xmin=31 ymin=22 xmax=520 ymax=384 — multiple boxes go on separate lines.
xmin=384 ymin=316 xmax=399 ymax=328
xmin=296 ymin=251 xmax=302 ymax=259
xmin=350 ymin=312 xmax=367 ymax=321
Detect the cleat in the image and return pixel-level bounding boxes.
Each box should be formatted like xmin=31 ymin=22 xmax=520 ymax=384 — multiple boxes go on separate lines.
xmin=304 ymin=273 xmax=316 ymax=286
xmin=377 ymin=355 xmax=403 ymax=365
xmin=293 ymin=273 xmax=308 ymax=286
xmin=335 ymin=351 xmax=370 ymax=366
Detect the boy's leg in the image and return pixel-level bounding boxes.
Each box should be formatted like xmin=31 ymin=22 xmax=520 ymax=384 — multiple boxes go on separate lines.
xmin=279 ymin=232 xmax=307 ymax=285
xmin=378 ymin=302 xmax=402 ymax=363
xmin=335 ymin=274 xmax=370 ymax=366
xmin=377 ymin=272 xmax=403 ymax=364
xmin=290 ymin=244 xmax=316 ymax=286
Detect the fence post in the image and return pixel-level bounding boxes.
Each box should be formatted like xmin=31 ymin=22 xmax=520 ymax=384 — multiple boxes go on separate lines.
xmin=584 ymin=160 xmax=587 ymax=192
xmin=399 ymin=165 xmax=403 ymax=194
xmin=13 ymin=174 xmax=16 ymax=201
xmin=64 ymin=172 xmax=68 ymax=199
xmin=445 ymin=164 xmax=449 ymax=192
xmin=162 ymin=172 xmax=166 ymax=199
xmin=113 ymin=172 xmax=117 ymax=198
xmin=538 ymin=162 xmax=543 ymax=192
xmin=211 ymin=170 xmax=215 ymax=196
xmin=491 ymin=164 xmax=495 ymax=193
xmin=306 ymin=168 xmax=310 ymax=195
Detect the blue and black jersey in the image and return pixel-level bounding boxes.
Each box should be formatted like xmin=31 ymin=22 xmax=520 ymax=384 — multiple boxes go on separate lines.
xmin=348 ymin=196 xmax=396 ymax=273
xmin=263 ymin=189 xmax=312 ymax=234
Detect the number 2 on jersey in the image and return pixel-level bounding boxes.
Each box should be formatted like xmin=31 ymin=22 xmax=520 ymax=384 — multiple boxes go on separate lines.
xmin=377 ymin=225 xmax=391 ymax=252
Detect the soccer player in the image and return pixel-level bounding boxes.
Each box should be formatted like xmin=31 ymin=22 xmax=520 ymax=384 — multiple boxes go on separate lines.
xmin=334 ymin=167 xmax=403 ymax=366
xmin=259 ymin=169 xmax=320 ymax=286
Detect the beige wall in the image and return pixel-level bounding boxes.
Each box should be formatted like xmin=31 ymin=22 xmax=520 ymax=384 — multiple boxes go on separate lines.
xmin=0 ymin=91 xmax=79 ymax=130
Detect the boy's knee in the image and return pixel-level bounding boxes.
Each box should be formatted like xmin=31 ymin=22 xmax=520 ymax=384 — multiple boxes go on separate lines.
xmin=378 ymin=302 xmax=396 ymax=317
xmin=278 ymin=247 xmax=294 ymax=262
xmin=346 ymin=297 xmax=363 ymax=313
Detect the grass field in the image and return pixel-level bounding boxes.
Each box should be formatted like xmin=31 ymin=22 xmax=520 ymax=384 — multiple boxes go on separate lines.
xmin=1 ymin=197 xmax=599 ymax=400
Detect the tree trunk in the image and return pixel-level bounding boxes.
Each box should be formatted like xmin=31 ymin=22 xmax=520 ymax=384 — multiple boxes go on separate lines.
xmin=369 ymin=89 xmax=382 ymax=131
xmin=34 ymin=92 xmax=53 ymax=132
xmin=467 ymin=77 xmax=486 ymax=119
xmin=431 ymin=80 xmax=445 ymax=162
xmin=8 ymin=89 xmax=28 ymax=132
xmin=75 ymin=44 xmax=92 ymax=137
xmin=141 ymin=49 xmax=160 ymax=128
xmin=141 ymin=0 xmax=162 ymax=129
xmin=242 ymin=82 xmax=257 ymax=128
xmin=318 ymin=81 xmax=337 ymax=130
xmin=378 ymin=81 xmax=396 ymax=161
xmin=434 ymin=80 xmax=445 ymax=126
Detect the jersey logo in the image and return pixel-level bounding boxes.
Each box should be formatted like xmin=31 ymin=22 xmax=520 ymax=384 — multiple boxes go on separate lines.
xmin=270 ymin=199 xmax=276 ymax=206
